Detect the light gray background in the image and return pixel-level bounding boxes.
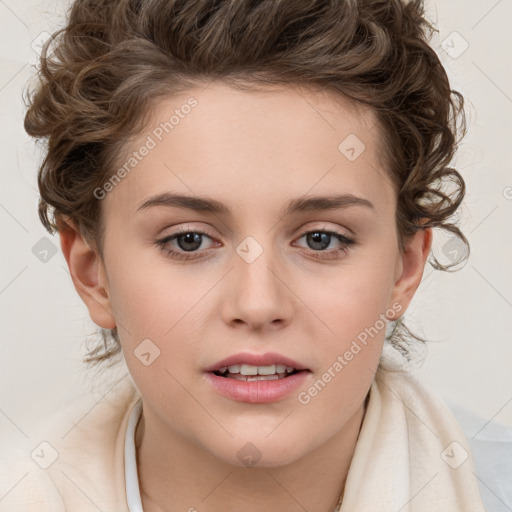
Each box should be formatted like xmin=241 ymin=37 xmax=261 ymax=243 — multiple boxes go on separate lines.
xmin=1 ymin=0 xmax=511 ymax=462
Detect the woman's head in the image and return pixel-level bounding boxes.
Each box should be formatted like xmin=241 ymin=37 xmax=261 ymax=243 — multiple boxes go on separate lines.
xmin=24 ymin=0 xmax=467 ymax=374
xmin=50 ymin=79 xmax=436 ymax=468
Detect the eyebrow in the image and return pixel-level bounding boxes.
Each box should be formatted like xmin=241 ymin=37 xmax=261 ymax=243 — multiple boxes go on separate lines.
xmin=136 ymin=192 xmax=375 ymax=216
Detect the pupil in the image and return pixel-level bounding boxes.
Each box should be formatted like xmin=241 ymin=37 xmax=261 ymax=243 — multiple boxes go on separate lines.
xmin=308 ymin=232 xmax=330 ymax=250
xmin=178 ymin=233 xmax=202 ymax=252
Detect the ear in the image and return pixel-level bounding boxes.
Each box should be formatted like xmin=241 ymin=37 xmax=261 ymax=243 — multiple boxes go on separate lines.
xmin=57 ymin=216 xmax=116 ymax=329
xmin=388 ymin=224 xmax=433 ymax=320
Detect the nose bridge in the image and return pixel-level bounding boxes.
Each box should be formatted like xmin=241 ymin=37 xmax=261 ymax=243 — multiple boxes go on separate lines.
xmin=235 ymin=234 xmax=282 ymax=299
xmin=223 ymin=233 xmax=292 ymax=328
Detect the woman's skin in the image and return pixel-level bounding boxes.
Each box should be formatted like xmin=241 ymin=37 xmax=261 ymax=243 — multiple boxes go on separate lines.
xmin=59 ymin=82 xmax=432 ymax=512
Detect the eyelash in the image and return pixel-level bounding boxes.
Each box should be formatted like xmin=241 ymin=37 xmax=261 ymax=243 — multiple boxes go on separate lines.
xmin=155 ymin=226 xmax=357 ymax=261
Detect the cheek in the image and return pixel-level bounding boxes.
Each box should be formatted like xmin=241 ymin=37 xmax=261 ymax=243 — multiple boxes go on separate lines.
xmin=104 ymin=247 xmax=213 ymax=386
xmin=298 ymin=255 xmax=396 ymax=344
xmin=106 ymin=245 xmax=199 ymax=336
xmin=293 ymin=263 xmax=393 ymax=424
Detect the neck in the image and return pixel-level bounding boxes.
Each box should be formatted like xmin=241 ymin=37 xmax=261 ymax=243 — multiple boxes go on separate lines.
xmin=135 ymin=397 xmax=368 ymax=512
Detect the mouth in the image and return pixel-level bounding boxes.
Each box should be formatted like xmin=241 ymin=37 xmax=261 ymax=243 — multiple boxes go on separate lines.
xmin=203 ymin=352 xmax=312 ymax=399
xmin=212 ymin=364 xmax=305 ymax=381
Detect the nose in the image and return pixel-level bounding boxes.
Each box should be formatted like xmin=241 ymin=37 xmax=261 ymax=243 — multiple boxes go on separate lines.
xmin=220 ymin=242 xmax=294 ymax=332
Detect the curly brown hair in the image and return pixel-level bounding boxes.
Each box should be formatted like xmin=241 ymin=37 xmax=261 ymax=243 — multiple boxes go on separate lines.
xmin=23 ymin=0 xmax=468 ymax=369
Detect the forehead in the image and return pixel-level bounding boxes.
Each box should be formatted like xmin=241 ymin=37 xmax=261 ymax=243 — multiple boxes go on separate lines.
xmin=102 ymin=81 xmax=394 ymax=219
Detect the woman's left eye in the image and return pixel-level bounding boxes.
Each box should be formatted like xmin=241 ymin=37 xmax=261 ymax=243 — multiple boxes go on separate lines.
xmin=155 ymin=228 xmax=357 ymax=261
xmin=294 ymin=230 xmax=357 ymax=259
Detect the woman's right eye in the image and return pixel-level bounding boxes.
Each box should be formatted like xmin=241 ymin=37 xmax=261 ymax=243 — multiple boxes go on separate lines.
xmin=155 ymin=229 xmax=217 ymax=260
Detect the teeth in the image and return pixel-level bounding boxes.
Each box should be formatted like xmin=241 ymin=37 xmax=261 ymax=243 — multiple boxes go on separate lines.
xmin=218 ymin=364 xmax=297 ymax=375
xmin=240 ymin=364 xmax=260 ymax=375
xmin=231 ymin=374 xmax=281 ymax=381
xmin=255 ymin=365 xmax=276 ymax=375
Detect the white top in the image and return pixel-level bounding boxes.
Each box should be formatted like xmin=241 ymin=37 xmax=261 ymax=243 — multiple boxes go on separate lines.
xmin=124 ymin=388 xmax=512 ymax=512
xmin=125 ymin=400 xmax=144 ymax=512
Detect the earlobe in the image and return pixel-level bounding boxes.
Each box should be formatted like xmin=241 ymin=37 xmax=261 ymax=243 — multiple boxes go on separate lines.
xmin=57 ymin=217 xmax=116 ymax=329
xmin=388 ymin=226 xmax=433 ymax=320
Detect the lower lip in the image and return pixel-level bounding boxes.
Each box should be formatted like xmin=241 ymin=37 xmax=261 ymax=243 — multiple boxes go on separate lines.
xmin=204 ymin=371 xmax=311 ymax=403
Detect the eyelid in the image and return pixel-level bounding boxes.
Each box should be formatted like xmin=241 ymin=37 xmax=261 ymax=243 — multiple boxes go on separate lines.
xmin=292 ymin=221 xmax=351 ymax=235
xmin=288 ymin=221 xmax=355 ymax=246
xmin=160 ymin=222 xmax=353 ymax=244
xmin=159 ymin=223 xmax=217 ymax=239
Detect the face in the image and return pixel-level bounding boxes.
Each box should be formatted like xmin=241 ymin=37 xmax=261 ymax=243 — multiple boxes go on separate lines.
xmin=78 ymin=82 xmax=420 ymax=467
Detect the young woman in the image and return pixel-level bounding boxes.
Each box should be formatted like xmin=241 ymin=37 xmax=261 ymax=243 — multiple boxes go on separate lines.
xmin=1 ymin=0 xmax=497 ymax=510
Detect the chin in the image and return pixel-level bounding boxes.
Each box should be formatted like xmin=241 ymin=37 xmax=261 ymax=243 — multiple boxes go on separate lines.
xmin=205 ymin=435 xmax=310 ymax=469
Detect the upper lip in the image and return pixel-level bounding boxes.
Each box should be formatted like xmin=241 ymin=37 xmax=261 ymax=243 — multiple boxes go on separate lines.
xmin=204 ymin=352 xmax=310 ymax=372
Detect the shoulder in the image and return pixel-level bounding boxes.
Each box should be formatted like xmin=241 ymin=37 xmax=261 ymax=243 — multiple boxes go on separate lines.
xmin=375 ymin=345 xmax=512 ymax=511
xmin=0 ymin=373 xmax=141 ymax=511
xmin=0 ymin=455 xmax=65 ymax=511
